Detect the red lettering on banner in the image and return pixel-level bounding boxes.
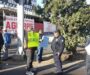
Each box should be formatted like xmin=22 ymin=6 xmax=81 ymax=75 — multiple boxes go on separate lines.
xmin=6 ymin=21 xmax=11 ymax=29
xmin=5 ymin=16 xmax=34 ymax=32
xmin=24 ymin=23 xmax=32 ymax=30
xmin=12 ymin=22 xmax=17 ymax=29
xmin=27 ymin=23 xmax=30 ymax=29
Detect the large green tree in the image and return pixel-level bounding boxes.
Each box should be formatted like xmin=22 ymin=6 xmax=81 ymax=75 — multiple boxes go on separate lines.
xmin=43 ymin=0 xmax=90 ymax=54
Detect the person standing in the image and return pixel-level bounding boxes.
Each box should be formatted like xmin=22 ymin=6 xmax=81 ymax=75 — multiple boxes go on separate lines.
xmin=0 ymin=27 xmax=4 ymax=64
xmin=51 ymin=30 xmax=65 ymax=75
xmin=37 ymin=30 xmax=44 ymax=63
xmin=23 ymin=30 xmax=27 ymax=59
xmin=3 ymin=30 xmax=11 ymax=60
xmin=26 ymin=28 xmax=39 ymax=75
xmin=85 ymin=37 xmax=90 ymax=75
xmin=14 ymin=33 xmax=22 ymax=55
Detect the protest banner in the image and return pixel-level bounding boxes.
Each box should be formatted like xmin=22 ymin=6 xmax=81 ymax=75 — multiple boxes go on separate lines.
xmin=44 ymin=21 xmax=56 ymax=32
xmin=4 ymin=16 xmax=34 ymax=33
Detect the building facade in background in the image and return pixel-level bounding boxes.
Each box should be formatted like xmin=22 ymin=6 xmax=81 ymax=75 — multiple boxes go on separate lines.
xmin=0 ymin=0 xmax=56 ymax=33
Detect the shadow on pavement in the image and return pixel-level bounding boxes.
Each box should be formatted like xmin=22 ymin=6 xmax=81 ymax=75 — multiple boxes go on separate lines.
xmin=37 ymin=60 xmax=85 ymax=75
xmin=37 ymin=64 xmax=54 ymax=72
xmin=43 ymin=54 xmax=53 ymax=61
xmin=0 ymin=50 xmax=86 ymax=75
xmin=43 ymin=72 xmax=73 ymax=75
xmin=64 ymin=61 xmax=85 ymax=73
xmin=43 ymin=72 xmax=55 ymax=75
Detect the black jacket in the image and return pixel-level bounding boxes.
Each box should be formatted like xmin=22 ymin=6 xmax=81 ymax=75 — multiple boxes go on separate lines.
xmin=51 ymin=36 xmax=65 ymax=53
xmin=0 ymin=33 xmax=4 ymax=45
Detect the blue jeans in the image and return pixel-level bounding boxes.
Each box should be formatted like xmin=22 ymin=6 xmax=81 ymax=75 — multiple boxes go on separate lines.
xmin=37 ymin=46 xmax=43 ymax=61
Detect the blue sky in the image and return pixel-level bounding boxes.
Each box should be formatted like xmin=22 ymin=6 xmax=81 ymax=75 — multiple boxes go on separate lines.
xmin=86 ymin=0 xmax=90 ymax=5
xmin=36 ymin=0 xmax=43 ymax=7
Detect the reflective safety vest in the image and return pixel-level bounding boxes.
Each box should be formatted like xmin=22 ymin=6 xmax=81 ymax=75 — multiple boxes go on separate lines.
xmin=27 ymin=32 xmax=39 ymax=48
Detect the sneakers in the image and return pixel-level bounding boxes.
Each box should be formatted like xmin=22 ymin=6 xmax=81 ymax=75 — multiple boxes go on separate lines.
xmin=26 ymin=68 xmax=37 ymax=75
xmin=26 ymin=71 xmax=34 ymax=75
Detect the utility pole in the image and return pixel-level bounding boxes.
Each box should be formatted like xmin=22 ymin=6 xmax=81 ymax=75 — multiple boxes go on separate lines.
xmin=17 ymin=0 xmax=24 ymax=55
xmin=14 ymin=0 xmax=32 ymax=55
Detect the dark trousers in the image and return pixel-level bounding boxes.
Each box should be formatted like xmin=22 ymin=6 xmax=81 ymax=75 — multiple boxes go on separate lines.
xmin=86 ymin=55 xmax=90 ymax=75
xmin=26 ymin=48 xmax=36 ymax=71
xmin=53 ymin=52 xmax=63 ymax=73
xmin=0 ymin=45 xmax=3 ymax=63
xmin=3 ymin=44 xmax=9 ymax=60
xmin=37 ymin=47 xmax=43 ymax=61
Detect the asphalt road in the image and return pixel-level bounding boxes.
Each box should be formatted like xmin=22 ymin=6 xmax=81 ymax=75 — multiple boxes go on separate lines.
xmin=0 ymin=58 xmax=87 ymax=75
xmin=0 ymin=65 xmax=86 ymax=75
xmin=0 ymin=42 xmax=86 ymax=75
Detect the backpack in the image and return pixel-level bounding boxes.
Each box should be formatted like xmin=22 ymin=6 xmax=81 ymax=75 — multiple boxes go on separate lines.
xmin=4 ymin=33 xmax=11 ymax=44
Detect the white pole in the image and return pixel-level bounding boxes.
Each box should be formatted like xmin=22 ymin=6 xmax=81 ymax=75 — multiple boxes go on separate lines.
xmin=3 ymin=10 xmax=5 ymax=30
xmin=17 ymin=0 xmax=24 ymax=55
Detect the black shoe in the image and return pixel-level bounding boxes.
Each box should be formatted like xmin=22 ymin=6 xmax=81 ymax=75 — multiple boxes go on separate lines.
xmin=41 ymin=59 xmax=43 ymax=61
xmin=38 ymin=59 xmax=44 ymax=63
xmin=38 ymin=60 xmax=42 ymax=63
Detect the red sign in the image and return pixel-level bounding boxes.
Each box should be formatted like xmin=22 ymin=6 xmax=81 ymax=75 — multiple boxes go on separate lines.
xmin=35 ymin=23 xmax=43 ymax=32
xmin=4 ymin=16 xmax=34 ymax=33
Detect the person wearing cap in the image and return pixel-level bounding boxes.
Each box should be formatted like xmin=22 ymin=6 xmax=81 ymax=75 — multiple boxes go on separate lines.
xmin=51 ymin=30 xmax=65 ymax=75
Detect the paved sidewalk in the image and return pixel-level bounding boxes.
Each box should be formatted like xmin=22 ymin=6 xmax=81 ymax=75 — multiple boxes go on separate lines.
xmin=69 ymin=66 xmax=86 ymax=75
xmin=0 ymin=54 xmax=86 ymax=75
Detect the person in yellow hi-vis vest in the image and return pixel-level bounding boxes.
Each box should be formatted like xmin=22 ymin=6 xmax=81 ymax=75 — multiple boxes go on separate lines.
xmin=25 ymin=28 xmax=39 ymax=75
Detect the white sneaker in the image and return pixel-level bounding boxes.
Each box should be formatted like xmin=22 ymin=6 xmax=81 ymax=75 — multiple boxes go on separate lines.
xmin=26 ymin=71 xmax=34 ymax=75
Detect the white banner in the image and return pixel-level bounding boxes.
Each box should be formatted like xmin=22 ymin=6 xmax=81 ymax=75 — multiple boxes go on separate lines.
xmin=44 ymin=21 xmax=56 ymax=32
xmin=4 ymin=16 xmax=34 ymax=33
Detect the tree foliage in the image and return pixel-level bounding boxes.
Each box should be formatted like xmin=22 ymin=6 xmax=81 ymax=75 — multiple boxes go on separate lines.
xmin=43 ymin=0 xmax=90 ymax=54
xmin=34 ymin=5 xmax=43 ymax=15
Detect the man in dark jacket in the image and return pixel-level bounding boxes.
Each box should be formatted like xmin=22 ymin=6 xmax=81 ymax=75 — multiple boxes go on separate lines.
xmin=51 ymin=30 xmax=65 ymax=75
xmin=0 ymin=27 xmax=4 ymax=63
